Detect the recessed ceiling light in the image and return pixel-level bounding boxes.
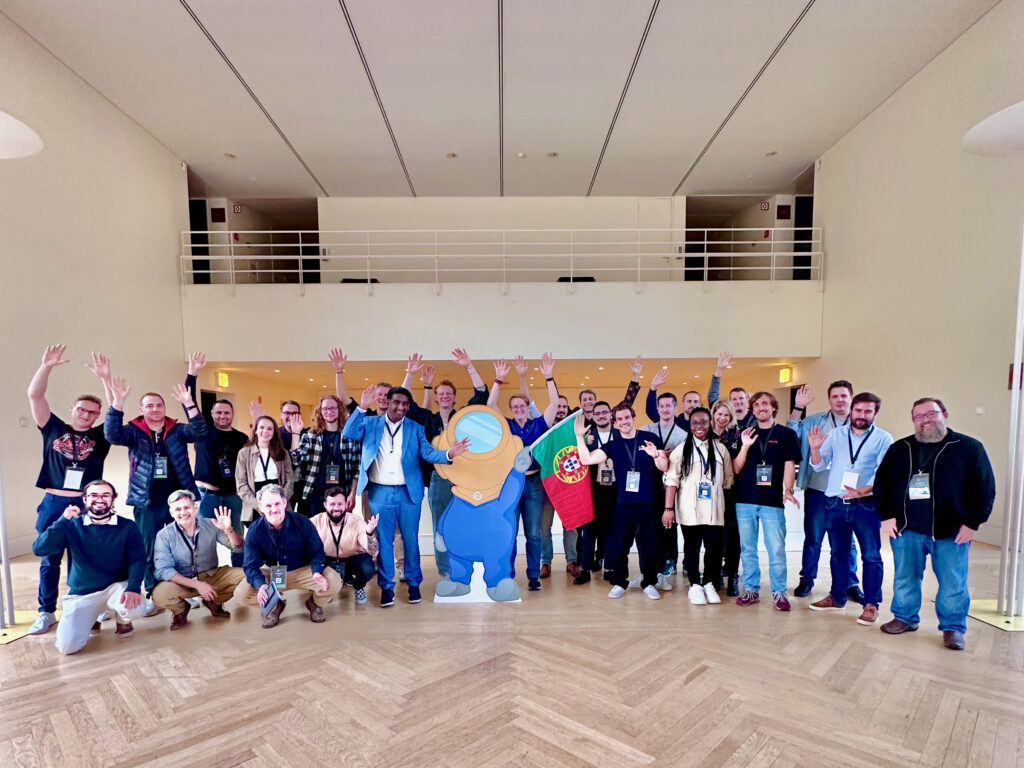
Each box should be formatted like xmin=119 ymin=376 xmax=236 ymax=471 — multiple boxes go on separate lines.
xmin=273 ymin=369 xmax=281 ymax=373
xmin=0 ymin=111 xmax=43 ymax=159
xmin=364 ymin=377 xmax=369 ymax=381
xmin=598 ymin=366 xmax=604 ymax=371
xmin=765 ymin=150 xmax=778 ymax=157
xmin=584 ymin=376 xmax=589 ymax=380
xmin=321 ymin=384 xmax=327 ymax=388
xmin=308 ymin=378 xmax=314 ymax=382
xmin=224 ymin=152 xmax=236 ymax=159
xmin=516 ymin=152 xmax=526 ymax=158
xmin=639 ymin=375 xmax=644 ymax=379
xmin=446 ymin=152 xmax=457 ymax=158
xmin=694 ymin=374 xmax=699 ymax=378
xmin=533 ymin=367 xmax=539 ymax=371
xmin=547 ymin=152 xmax=559 ymax=158
xmin=579 ymin=382 xmax=585 ymax=386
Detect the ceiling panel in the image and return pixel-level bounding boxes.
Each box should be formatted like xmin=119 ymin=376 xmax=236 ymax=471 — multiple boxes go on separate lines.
xmin=592 ymin=0 xmax=810 ymax=197
xmin=0 ymin=0 xmax=322 ymax=198
xmin=502 ymin=0 xmax=656 ymax=195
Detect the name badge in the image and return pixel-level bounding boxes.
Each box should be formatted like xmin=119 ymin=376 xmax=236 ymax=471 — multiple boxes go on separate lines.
xmin=599 ymin=463 xmax=615 ymax=486
xmin=63 ymin=467 xmax=85 ymax=491
xmin=270 ymin=565 xmax=287 ymax=588
xmin=153 ymin=455 xmax=169 ymax=479
xmin=841 ymin=470 xmax=859 ymax=492
xmin=698 ymin=481 xmax=712 ymax=500
xmin=756 ymin=463 xmax=773 ymax=486
xmin=218 ymin=456 xmax=234 ymax=478
xmin=909 ymin=472 xmax=931 ymax=500
xmin=625 ymin=471 xmax=641 ymax=493
xmin=326 ymin=463 xmax=340 ymax=484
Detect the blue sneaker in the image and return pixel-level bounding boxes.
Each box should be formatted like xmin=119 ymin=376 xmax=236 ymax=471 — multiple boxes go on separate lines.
xmin=408 ymin=586 xmax=422 ymax=604
xmin=28 ymin=611 xmax=57 ymax=635
xmin=662 ymin=560 xmax=676 ymax=576
xmin=380 ymin=588 xmax=395 ymax=608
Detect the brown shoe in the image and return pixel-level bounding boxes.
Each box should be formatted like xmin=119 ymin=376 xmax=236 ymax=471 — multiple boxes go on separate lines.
xmin=305 ymin=595 xmax=325 ymax=623
xmin=880 ymin=618 xmax=918 ymax=634
xmin=566 ymin=561 xmax=581 ymax=578
xmin=261 ymin=599 xmax=286 ymax=629
xmin=943 ymin=630 xmax=965 ymax=650
xmin=539 ymin=564 xmax=552 ymax=579
xmin=169 ymin=604 xmax=190 ymax=631
xmin=202 ymin=600 xmax=231 ymax=619
xmin=90 ymin=621 xmax=102 ymax=635
xmin=808 ymin=594 xmax=846 ymax=612
xmin=114 ymin=621 xmax=134 ymax=639
xmin=857 ymin=604 xmax=879 ymax=626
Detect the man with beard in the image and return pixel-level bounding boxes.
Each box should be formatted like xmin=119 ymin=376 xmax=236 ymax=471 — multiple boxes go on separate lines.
xmin=574 ymin=401 xmax=617 ymax=585
xmin=644 ymin=351 xmax=731 ymax=429
xmin=234 ymin=484 xmax=342 ymax=627
xmin=806 ymin=393 xmax=893 ymax=625
xmin=310 ymin=487 xmax=379 ymax=605
xmin=32 ymin=480 xmax=147 ymax=654
xmin=27 ymin=346 xmax=112 ymax=634
xmin=152 ymin=490 xmax=245 ymax=629
xmin=872 ymin=398 xmax=995 ymax=651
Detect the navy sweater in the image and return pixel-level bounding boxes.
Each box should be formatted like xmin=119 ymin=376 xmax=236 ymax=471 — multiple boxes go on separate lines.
xmin=33 ymin=515 xmax=147 ymax=595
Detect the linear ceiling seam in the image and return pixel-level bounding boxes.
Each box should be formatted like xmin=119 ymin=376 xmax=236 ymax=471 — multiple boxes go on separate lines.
xmin=336 ymin=0 xmax=417 ymax=197
xmin=670 ymin=0 xmax=817 ymax=196
xmin=178 ymin=0 xmax=330 ymax=196
xmin=498 ymin=0 xmax=504 ymax=196
xmin=585 ymin=0 xmax=661 ymax=197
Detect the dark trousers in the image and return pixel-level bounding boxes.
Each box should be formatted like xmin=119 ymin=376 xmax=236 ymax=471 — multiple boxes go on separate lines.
xmin=36 ymin=493 xmax=79 ymax=613
xmin=606 ymin=502 xmax=660 ymax=589
xmin=132 ymin=503 xmax=172 ymax=596
xmin=579 ymin=484 xmax=616 ymax=570
xmin=658 ymin=523 xmax=679 ymax=568
xmin=327 ymin=553 xmax=376 ymax=589
xmin=722 ymin=494 xmax=740 ymax=576
xmin=681 ymin=524 xmax=725 ymax=586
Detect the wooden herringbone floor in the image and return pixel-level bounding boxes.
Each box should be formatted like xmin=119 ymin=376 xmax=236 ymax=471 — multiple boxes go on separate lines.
xmin=2 ymin=543 xmax=1023 ymax=768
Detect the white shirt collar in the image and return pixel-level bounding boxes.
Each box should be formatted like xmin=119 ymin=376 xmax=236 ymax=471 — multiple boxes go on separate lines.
xmin=83 ymin=514 xmax=118 ymax=526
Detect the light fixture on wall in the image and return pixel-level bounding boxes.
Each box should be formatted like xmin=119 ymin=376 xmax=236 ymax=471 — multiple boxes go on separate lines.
xmin=0 ymin=111 xmax=43 ymax=159
xmin=216 ymin=371 xmax=230 ymax=388
xmin=778 ymin=366 xmax=792 ymax=384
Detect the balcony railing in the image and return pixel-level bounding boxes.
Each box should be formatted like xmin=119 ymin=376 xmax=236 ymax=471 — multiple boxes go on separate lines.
xmin=179 ymin=227 xmax=823 ymax=289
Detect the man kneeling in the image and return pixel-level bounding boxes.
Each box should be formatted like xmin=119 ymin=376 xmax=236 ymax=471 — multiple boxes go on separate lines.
xmin=233 ymin=484 xmax=341 ymax=627
xmin=152 ymin=490 xmax=245 ymax=629
xmin=31 ymin=480 xmax=147 ymax=654
xmin=310 ymin=487 xmax=378 ymax=605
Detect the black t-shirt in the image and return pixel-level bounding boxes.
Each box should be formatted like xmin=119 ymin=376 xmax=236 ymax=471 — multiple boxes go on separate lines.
xmin=735 ymin=423 xmax=801 ymax=508
xmin=194 ymin=426 xmax=248 ymax=492
xmin=904 ymin=436 xmax=949 ymax=536
xmin=36 ymin=413 xmax=110 ymax=491
xmin=600 ymin=432 xmax=664 ymax=505
xmin=313 ymin=431 xmax=343 ymax=492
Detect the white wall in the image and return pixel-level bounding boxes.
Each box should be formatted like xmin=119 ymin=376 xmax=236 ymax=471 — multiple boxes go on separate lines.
xmin=0 ymin=14 xmax=189 ymax=553
xmin=808 ymin=0 xmax=1024 ymax=545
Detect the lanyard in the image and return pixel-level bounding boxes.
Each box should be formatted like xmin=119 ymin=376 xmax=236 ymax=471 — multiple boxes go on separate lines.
xmin=329 ymin=517 xmax=346 ymax=556
xmin=830 ymin=412 xmax=850 ymax=429
xmin=384 ymin=420 xmax=402 ymax=454
xmin=70 ymin=432 xmax=82 ymax=466
xmin=757 ymin=425 xmax=776 ymax=463
xmin=694 ymin=442 xmax=710 ymax=477
xmin=257 ymin=448 xmax=273 ymax=479
xmin=847 ymin=426 xmax=874 ymax=467
xmin=657 ymin=423 xmax=676 ymax=448
xmin=623 ymin=436 xmax=639 ymax=471
xmin=174 ymin=522 xmax=199 ymax=574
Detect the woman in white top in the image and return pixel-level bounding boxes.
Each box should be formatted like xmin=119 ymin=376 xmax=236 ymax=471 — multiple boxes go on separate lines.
xmin=662 ymin=407 xmax=734 ymax=605
xmin=236 ymin=415 xmax=295 ymax=525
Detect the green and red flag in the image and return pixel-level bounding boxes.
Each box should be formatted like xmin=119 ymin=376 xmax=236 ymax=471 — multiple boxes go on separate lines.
xmin=530 ymin=410 xmax=594 ymax=529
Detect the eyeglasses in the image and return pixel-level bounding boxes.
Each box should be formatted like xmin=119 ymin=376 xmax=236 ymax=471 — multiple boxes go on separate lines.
xmin=690 ymin=418 xmax=711 ymax=426
xmin=85 ymin=493 xmax=114 ymax=500
xmin=912 ymin=411 xmax=943 ymax=422
xmin=282 ymin=410 xmax=299 ymax=416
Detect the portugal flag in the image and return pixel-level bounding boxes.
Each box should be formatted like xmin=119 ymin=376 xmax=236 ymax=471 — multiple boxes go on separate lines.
xmin=531 ymin=411 xmax=594 ymax=529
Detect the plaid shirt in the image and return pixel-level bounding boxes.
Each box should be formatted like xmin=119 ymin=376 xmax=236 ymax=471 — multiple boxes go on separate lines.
xmin=291 ymin=430 xmax=361 ymax=501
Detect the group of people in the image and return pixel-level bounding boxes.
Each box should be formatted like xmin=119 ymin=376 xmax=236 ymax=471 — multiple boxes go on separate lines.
xmin=26 ymin=345 xmax=995 ymax=654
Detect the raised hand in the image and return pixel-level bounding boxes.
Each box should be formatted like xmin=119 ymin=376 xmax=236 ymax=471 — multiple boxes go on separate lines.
xmin=87 ymin=352 xmax=112 ymax=381
xmin=42 ymin=345 xmax=69 ymax=369
xmin=366 ymin=514 xmax=379 ymax=534
xmin=248 ymin=399 xmax=266 ymax=422
xmin=449 ymin=437 xmax=471 ymax=457
xmin=539 ymin=352 xmax=555 ymax=378
xmin=421 ymin=365 xmax=436 ymax=387
xmin=451 ymin=348 xmax=473 ymax=368
xmin=290 ymin=413 xmax=305 ymax=433
xmin=110 ymin=376 xmax=131 ymax=408
xmin=171 ymin=383 xmax=194 ymax=407
xmin=740 ymin=426 xmax=757 ymax=447
xmin=715 ymin=350 xmax=733 ymax=374
xmin=628 ymin=355 xmax=645 ymax=377
xmin=573 ymin=412 xmax=587 ymax=436
xmin=640 ymin=441 xmax=661 ymax=457
xmin=807 ymin=425 xmax=826 ymax=450
xmin=187 ymin=351 xmax=207 ymax=375
xmin=406 ymin=353 xmax=424 ymax=375
xmin=62 ymin=505 xmax=82 ymax=520
xmin=513 ymin=355 xmax=529 ymax=376
xmin=212 ymin=506 xmax=234 ymax=531
xmin=794 ymin=384 xmax=812 ymax=410
xmin=359 ymin=384 xmax=378 ymax=410
xmin=328 ymin=347 xmax=348 ymax=373
xmin=493 ymin=358 xmax=510 ymax=381
xmin=651 ymin=367 xmax=670 ymax=390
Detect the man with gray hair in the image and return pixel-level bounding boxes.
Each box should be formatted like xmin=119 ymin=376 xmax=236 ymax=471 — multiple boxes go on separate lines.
xmin=233 ymin=484 xmax=341 ymax=628
xmin=152 ymin=490 xmax=245 ymax=629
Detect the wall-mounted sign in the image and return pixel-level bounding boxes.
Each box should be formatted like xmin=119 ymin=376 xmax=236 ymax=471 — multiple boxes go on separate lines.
xmin=217 ymin=371 xmax=230 ymax=388
xmin=760 ymin=201 xmax=770 ymax=211
xmin=778 ymin=366 xmax=792 ymax=384
xmin=233 ymin=204 xmax=241 ymax=214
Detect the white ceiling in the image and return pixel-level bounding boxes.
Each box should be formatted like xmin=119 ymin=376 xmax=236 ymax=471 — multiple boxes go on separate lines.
xmin=1 ymin=0 xmax=1000 ymax=199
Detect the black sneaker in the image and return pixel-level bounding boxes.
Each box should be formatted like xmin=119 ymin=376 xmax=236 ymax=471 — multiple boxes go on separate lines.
xmin=847 ymin=586 xmax=865 ymax=605
xmin=408 ymin=586 xmax=422 ymax=604
xmin=528 ymin=578 xmax=542 ymax=591
xmin=794 ymin=579 xmax=814 ymax=598
xmin=726 ymin=575 xmax=740 ymax=597
xmin=573 ymin=570 xmax=591 ymax=585
xmin=380 ymin=588 xmax=395 ymax=607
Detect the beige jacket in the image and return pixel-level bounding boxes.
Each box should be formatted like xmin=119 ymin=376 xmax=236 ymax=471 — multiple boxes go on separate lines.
xmin=235 ymin=444 xmax=295 ymax=522
xmin=663 ymin=439 xmax=734 ymax=527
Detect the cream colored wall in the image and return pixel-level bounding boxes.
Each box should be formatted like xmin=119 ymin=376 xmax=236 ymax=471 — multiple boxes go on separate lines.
xmin=808 ymin=0 xmax=1024 ymax=546
xmin=1 ymin=14 xmax=189 ymax=554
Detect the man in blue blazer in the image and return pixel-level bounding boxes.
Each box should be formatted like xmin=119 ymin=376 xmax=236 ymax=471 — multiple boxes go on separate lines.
xmin=343 ymin=385 xmax=470 ymax=607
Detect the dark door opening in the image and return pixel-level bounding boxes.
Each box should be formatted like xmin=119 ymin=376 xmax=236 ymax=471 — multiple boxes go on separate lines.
xmin=188 ymin=199 xmax=210 ymax=284
xmin=793 ymin=196 xmax=813 ymax=281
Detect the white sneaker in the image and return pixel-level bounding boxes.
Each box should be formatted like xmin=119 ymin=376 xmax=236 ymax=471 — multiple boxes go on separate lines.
xmin=28 ymin=611 xmax=57 ymax=635
xmin=97 ymin=611 xmax=111 ymax=622
xmin=703 ymin=583 xmax=721 ymax=604
xmin=354 ymin=588 xmax=368 ymax=605
xmin=656 ymin=573 xmax=673 ymax=591
xmin=186 ymin=597 xmax=202 ymax=609
xmin=642 ymin=584 xmax=661 ymax=600
xmin=688 ymin=584 xmax=708 ymax=605
xmin=608 ymin=585 xmax=627 ymax=599
xmin=627 ymin=575 xmax=643 ymax=589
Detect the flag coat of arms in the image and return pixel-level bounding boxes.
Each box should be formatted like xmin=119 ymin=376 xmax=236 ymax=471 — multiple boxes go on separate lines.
xmin=529 ymin=412 xmax=594 ymax=529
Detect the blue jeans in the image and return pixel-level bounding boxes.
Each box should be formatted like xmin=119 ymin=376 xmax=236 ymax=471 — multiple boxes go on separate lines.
xmin=735 ymin=503 xmax=788 ymax=594
xmin=890 ymin=531 xmax=971 ymax=634
xmin=540 ymin=487 xmax=578 ymax=564
xmin=198 ymin=488 xmax=244 ymax=567
xmin=368 ymin=483 xmax=423 ymax=591
xmin=511 ymin=473 xmax=543 ymax=580
xmin=35 ymin=493 xmax=80 ymax=613
xmin=800 ymin=488 xmax=858 ymax=587
xmin=428 ymin=471 xmax=452 ymax=577
xmin=825 ymin=497 xmax=882 ymax=606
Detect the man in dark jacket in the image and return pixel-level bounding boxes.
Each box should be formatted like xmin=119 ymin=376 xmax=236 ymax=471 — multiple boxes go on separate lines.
xmin=873 ymin=397 xmax=995 ymax=650
xmin=102 ymin=373 xmax=207 ymax=604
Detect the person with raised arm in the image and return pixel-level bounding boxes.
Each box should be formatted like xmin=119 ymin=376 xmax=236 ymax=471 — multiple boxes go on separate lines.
xmin=288 ymin=394 xmax=359 ymax=517
xmin=644 ymin=350 xmax=730 ymax=428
